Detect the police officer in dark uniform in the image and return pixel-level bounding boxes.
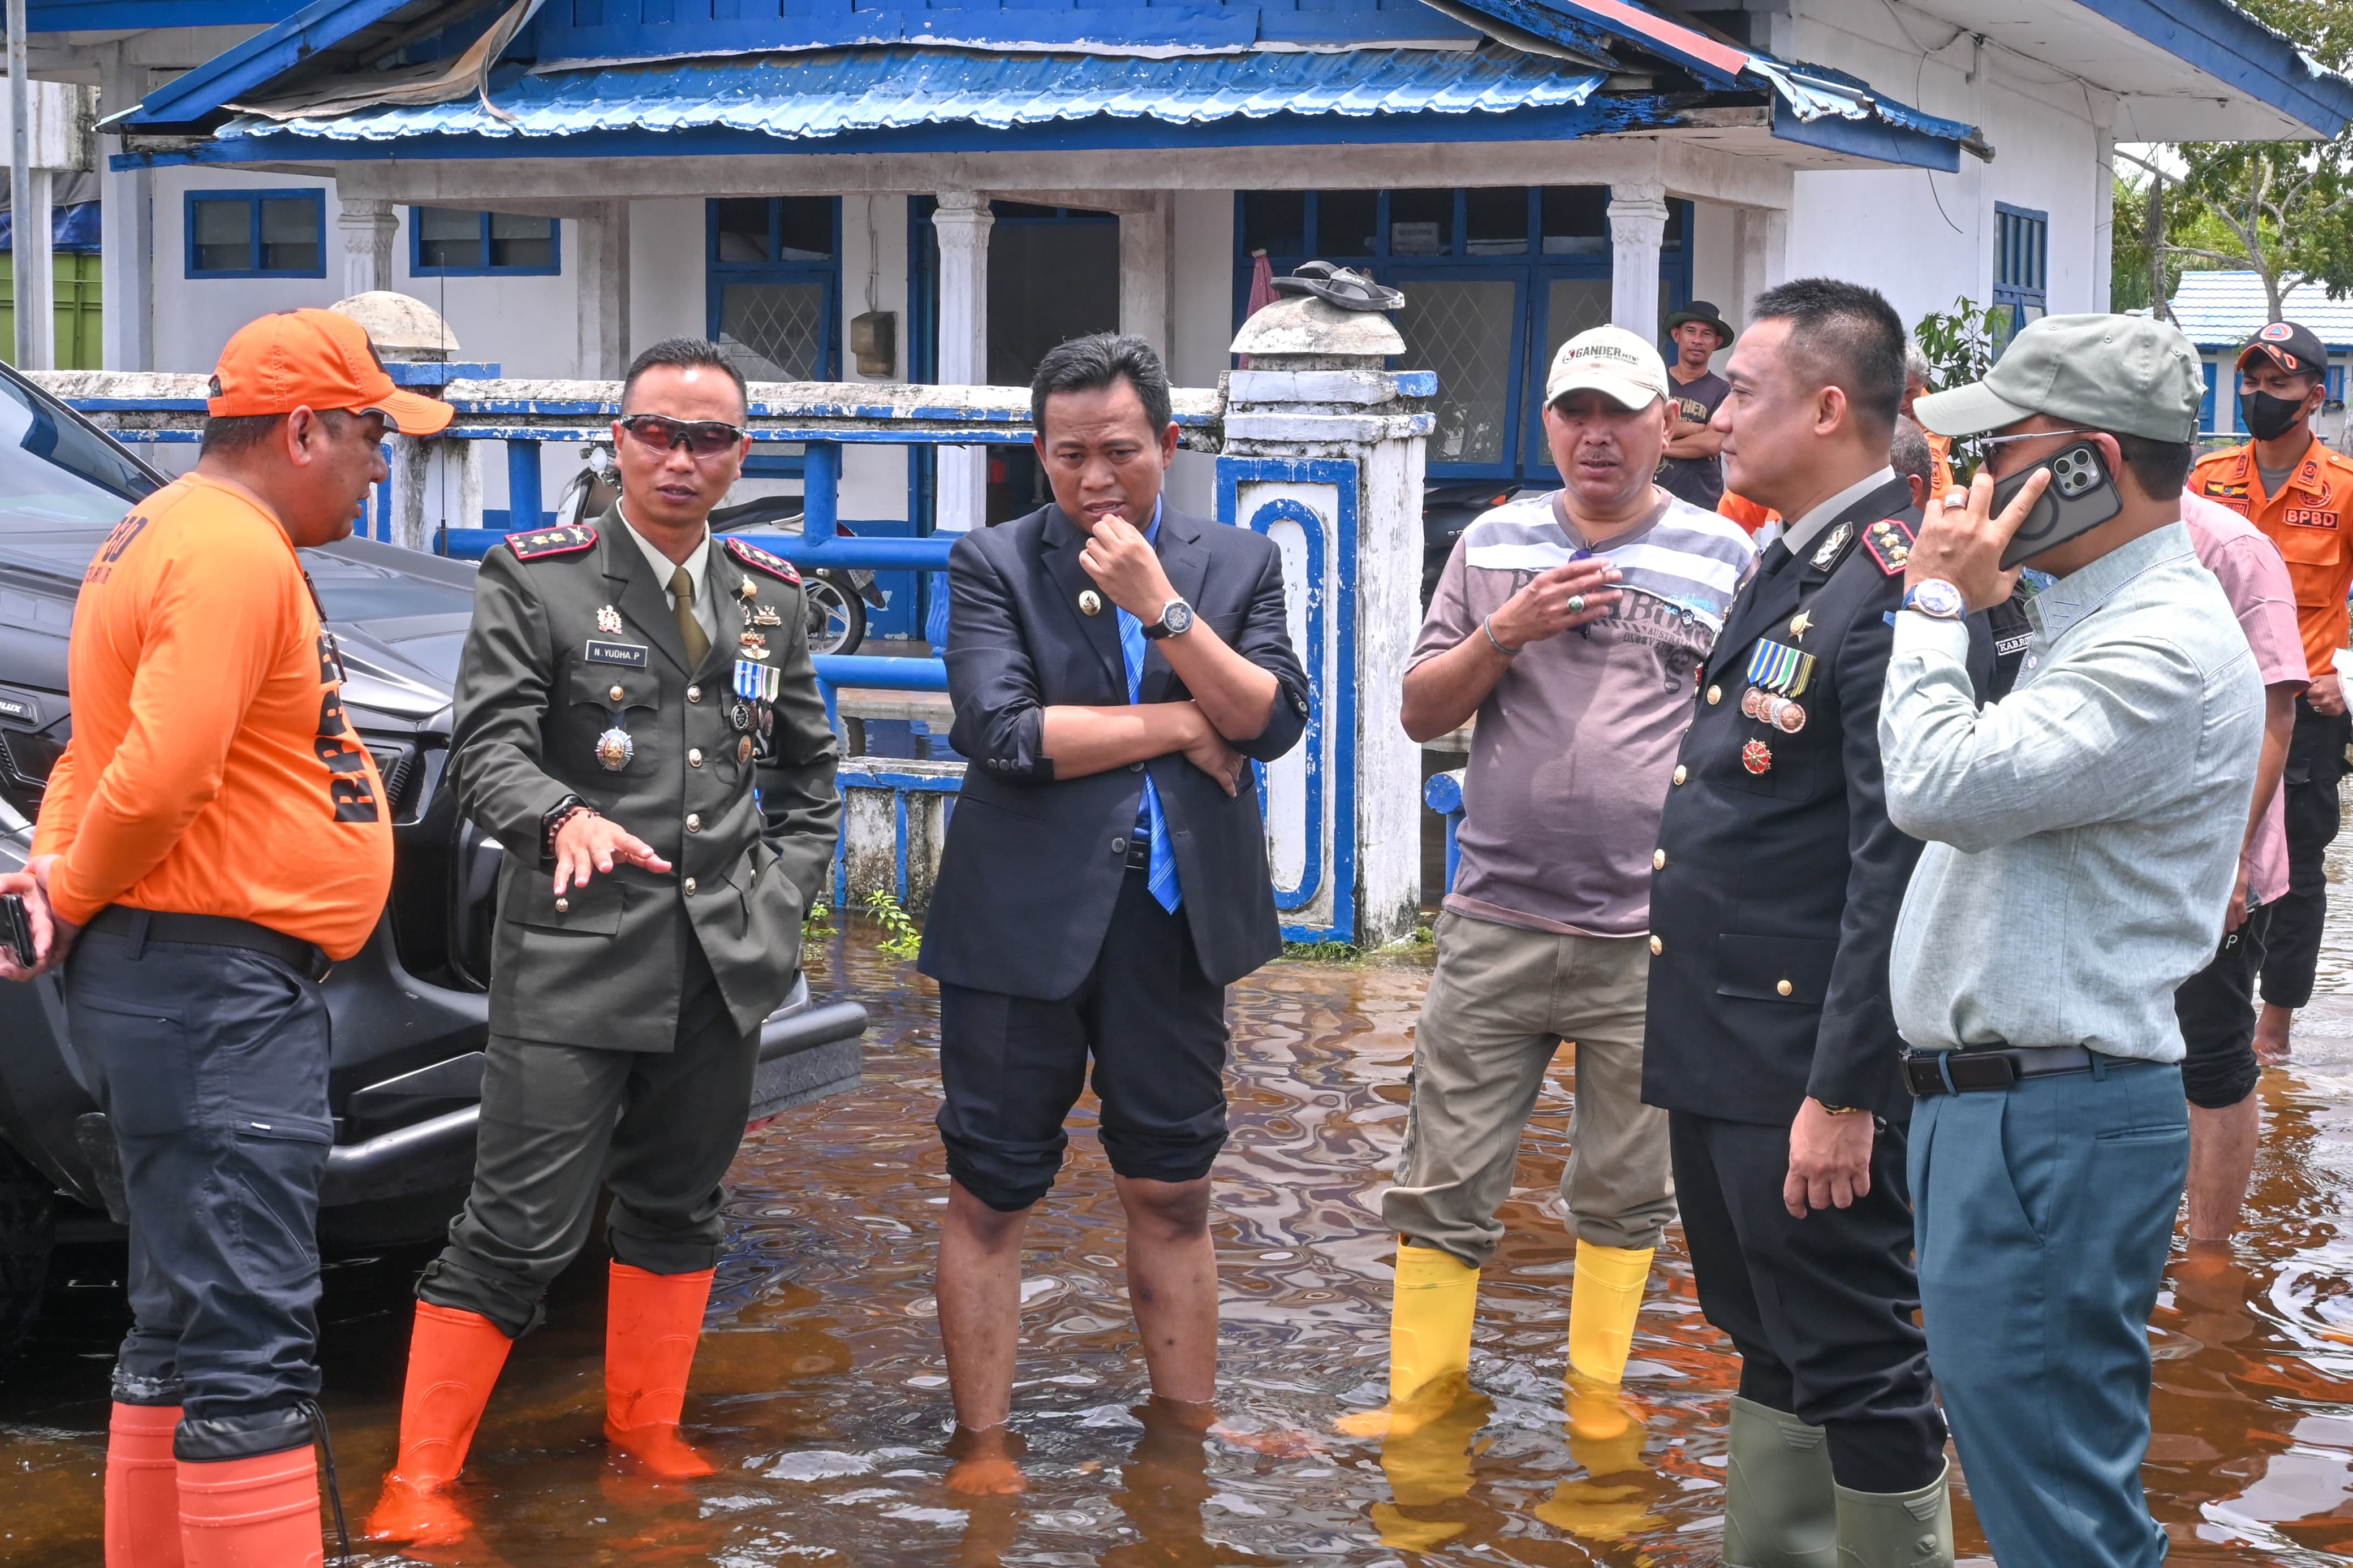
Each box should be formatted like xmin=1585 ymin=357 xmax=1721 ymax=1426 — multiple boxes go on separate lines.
xmin=367 ymin=339 xmax=839 ymax=1546
xmin=1643 ymin=282 xmax=1989 ymax=1568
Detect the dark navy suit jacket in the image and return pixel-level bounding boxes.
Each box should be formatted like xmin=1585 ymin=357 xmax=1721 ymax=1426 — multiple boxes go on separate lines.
xmin=1642 ymin=474 xmax=1994 ymax=1125
xmin=917 ymin=502 xmax=1311 ymax=1000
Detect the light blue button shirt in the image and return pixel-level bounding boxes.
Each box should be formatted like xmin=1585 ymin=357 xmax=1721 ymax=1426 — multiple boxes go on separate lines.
xmin=1880 ymin=522 xmax=2265 ymax=1062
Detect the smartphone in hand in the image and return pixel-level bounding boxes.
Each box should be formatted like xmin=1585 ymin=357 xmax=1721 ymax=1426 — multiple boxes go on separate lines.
xmin=1 ymin=893 xmax=36 ymax=970
xmin=1994 ymin=441 xmax=2123 ymax=569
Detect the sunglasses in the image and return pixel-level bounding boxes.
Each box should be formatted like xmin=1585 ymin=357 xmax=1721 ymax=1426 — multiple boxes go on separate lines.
xmin=1950 ymin=427 xmax=2101 ymax=476
xmin=619 ymin=413 xmax=748 ymax=457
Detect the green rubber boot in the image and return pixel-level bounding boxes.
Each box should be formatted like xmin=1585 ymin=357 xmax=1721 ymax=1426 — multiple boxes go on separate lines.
xmin=1834 ymin=1460 xmax=1953 ymax=1568
xmin=1722 ymin=1395 xmax=1837 ymax=1568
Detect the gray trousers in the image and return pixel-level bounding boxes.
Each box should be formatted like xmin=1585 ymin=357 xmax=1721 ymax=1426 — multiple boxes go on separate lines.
xmin=68 ymin=921 xmax=331 ymax=1459
xmin=419 ymin=939 xmax=760 ymax=1336
xmin=1383 ymin=913 xmax=1674 ymax=1265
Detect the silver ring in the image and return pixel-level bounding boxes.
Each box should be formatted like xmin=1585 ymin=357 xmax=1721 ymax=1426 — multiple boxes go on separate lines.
xmin=1566 ymin=594 xmax=1587 ymax=614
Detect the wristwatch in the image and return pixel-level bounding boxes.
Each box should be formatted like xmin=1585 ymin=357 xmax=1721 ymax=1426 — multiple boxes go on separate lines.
xmin=1815 ymin=1099 xmax=1863 ymax=1117
xmin=540 ymin=794 xmax=596 ymax=864
xmin=1900 ymin=579 xmax=1967 ymax=621
xmin=1141 ymin=597 xmax=1196 ymax=641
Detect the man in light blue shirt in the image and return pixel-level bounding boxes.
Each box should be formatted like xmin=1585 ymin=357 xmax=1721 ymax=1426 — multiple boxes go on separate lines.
xmin=1886 ymin=314 xmax=2264 ymax=1568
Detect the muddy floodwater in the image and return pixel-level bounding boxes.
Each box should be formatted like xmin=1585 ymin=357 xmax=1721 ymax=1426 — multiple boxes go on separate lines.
xmin=7 ymin=882 xmax=2353 ymax=1567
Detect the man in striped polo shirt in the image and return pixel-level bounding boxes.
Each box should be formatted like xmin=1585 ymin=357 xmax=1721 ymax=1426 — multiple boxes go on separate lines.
xmin=1341 ymin=326 xmax=1753 ymax=1543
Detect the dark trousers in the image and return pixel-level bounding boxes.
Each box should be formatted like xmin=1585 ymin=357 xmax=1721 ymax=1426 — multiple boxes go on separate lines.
xmin=937 ymin=869 xmax=1230 ymax=1212
xmin=1668 ymin=1109 xmax=1944 ymax=1493
xmin=419 ymin=937 xmax=760 ymax=1337
xmin=1912 ymin=1059 xmax=2187 ymax=1568
xmin=68 ymin=920 xmax=333 ymax=1460
xmin=2258 ymin=699 xmax=2349 ymax=1010
xmin=2175 ymin=907 xmax=2267 ymax=1110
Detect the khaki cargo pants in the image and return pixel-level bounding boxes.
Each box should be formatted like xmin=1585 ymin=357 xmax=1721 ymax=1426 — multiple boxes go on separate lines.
xmin=1382 ymin=910 xmax=1673 ymax=1266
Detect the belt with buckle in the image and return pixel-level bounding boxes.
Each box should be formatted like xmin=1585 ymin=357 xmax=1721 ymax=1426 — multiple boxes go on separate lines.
xmin=89 ymin=906 xmax=332 ymax=983
xmin=1901 ymin=1044 xmax=2096 ymax=1097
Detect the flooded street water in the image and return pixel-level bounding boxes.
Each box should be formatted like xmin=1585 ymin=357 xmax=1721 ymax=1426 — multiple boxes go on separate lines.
xmin=6 ymin=875 xmax=2353 ymax=1566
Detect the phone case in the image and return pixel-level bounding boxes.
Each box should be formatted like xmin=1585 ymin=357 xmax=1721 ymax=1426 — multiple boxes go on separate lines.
xmin=1996 ymin=442 xmax=2123 ymax=568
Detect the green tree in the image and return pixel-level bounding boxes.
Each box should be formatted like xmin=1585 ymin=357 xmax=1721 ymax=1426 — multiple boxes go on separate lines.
xmin=2113 ymin=0 xmax=2353 ymax=321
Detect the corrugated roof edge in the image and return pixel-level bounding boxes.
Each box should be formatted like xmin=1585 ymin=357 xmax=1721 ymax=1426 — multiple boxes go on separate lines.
xmin=2165 ymin=270 xmax=2353 ymax=349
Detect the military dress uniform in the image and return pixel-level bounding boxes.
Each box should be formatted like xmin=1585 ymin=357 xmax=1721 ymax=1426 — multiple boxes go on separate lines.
xmin=1641 ymin=472 xmax=1992 ymax=1519
xmin=367 ymin=505 xmax=839 ymax=1541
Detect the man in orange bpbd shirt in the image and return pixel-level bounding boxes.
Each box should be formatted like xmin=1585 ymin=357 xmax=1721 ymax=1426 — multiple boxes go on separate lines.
xmin=0 ymin=310 xmax=450 ymax=1568
xmin=2191 ymin=321 xmax=2353 ymax=1066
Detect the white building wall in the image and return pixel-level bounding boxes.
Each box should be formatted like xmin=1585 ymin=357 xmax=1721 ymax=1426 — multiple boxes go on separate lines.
xmin=1166 ymin=188 xmax=1233 ymax=519
xmin=1781 ymin=0 xmax=2106 ymax=331
xmin=839 ymin=193 xmax=911 ymax=523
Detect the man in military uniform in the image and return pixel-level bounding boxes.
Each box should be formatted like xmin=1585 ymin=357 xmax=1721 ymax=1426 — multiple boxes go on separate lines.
xmin=1643 ymin=280 xmax=1990 ymax=1568
xmin=2190 ymin=321 xmax=2353 ymax=1065
xmin=367 ymin=339 xmax=839 ymax=1545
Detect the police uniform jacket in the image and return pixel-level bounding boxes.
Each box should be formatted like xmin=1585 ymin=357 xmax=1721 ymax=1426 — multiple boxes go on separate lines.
xmin=918 ymin=502 xmax=1310 ymax=1000
xmin=1642 ymin=473 xmax=1992 ymax=1125
xmin=451 ymin=506 xmax=841 ymax=1053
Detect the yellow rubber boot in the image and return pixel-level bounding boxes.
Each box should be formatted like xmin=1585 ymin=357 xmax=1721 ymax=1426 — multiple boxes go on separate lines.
xmin=1335 ymin=1243 xmax=1479 ymax=1438
xmin=1566 ymin=1240 xmax=1653 ymax=1386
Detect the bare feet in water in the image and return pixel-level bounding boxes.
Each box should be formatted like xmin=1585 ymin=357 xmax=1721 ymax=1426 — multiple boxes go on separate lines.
xmin=946 ymin=1424 xmax=1029 ymax=1496
xmin=2254 ymin=1002 xmax=2292 ymax=1068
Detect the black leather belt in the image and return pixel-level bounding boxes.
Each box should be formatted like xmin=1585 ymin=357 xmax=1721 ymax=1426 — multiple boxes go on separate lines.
xmin=89 ymin=906 xmax=331 ymax=983
xmin=1902 ymin=1045 xmax=2096 ymax=1096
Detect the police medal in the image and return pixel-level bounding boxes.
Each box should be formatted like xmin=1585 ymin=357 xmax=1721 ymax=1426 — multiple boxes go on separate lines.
xmin=595 ymin=727 xmax=634 ymax=771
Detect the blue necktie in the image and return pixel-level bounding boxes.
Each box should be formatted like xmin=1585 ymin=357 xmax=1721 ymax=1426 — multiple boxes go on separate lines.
xmin=1118 ymin=606 xmax=1183 ymax=913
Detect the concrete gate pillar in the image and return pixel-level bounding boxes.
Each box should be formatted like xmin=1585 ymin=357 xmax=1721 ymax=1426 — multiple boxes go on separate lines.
xmin=98 ymin=46 xmax=151 ymax=371
xmin=1219 ymin=295 xmax=1434 ymax=948
xmin=932 ymin=192 xmax=993 ymax=534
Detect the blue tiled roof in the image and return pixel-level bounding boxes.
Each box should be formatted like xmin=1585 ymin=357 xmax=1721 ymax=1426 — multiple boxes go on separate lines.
xmin=2167 ymin=270 xmax=2353 ymax=351
xmin=222 ymin=47 xmax=1613 ymax=141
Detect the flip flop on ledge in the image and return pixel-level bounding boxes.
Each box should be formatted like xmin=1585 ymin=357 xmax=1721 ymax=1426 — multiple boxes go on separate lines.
xmin=1269 ymin=260 xmax=1405 ymax=313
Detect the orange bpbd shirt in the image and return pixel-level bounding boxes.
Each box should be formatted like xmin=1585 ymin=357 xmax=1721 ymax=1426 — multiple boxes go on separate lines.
xmin=2192 ymin=437 xmax=2353 ymax=677
xmin=31 ymin=474 xmax=393 ymax=960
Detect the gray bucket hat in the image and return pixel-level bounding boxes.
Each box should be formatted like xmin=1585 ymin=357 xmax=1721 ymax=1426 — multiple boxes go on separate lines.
xmin=1913 ymin=313 xmax=2203 ymax=444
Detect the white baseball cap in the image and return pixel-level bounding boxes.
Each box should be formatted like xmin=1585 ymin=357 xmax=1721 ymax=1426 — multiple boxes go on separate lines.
xmin=1545 ymin=326 xmax=1671 ymax=411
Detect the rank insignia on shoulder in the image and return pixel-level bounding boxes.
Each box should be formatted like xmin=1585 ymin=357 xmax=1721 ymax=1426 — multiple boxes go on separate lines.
xmin=506 ymin=524 xmax=597 ymax=560
xmin=1863 ymin=518 xmax=1916 ymax=577
xmin=1809 ymin=520 xmax=1855 ymax=571
xmin=722 ymin=535 xmax=803 ymax=587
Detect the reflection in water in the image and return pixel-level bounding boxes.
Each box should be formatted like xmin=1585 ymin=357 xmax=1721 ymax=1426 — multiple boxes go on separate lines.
xmin=2 ymin=900 xmax=2352 ymax=1564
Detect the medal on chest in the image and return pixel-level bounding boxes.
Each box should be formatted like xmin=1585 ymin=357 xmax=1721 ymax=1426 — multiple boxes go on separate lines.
xmin=595 ymin=727 xmax=634 ymax=771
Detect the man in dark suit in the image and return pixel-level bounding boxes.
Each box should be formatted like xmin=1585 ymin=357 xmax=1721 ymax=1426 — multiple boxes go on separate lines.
xmin=1643 ymin=280 xmax=1989 ymax=1568
xmin=919 ymin=333 xmax=1308 ymax=1494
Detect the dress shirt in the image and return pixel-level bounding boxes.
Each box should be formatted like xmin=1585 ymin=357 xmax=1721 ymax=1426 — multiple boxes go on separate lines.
xmin=618 ymin=506 xmax=717 ymax=645
xmin=1775 ymin=465 xmax=1898 ymax=563
xmin=1881 ymin=522 xmax=2264 ymax=1062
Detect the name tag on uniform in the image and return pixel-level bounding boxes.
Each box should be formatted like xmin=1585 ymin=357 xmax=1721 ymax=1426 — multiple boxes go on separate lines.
xmin=2286 ymin=507 xmax=2340 ymax=531
xmin=585 ymin=639 xmax=649 ymax=667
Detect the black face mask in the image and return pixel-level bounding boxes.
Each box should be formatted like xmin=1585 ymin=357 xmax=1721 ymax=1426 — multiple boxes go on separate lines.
xmin=2242 ymin=389 xmax=2311 ymax=443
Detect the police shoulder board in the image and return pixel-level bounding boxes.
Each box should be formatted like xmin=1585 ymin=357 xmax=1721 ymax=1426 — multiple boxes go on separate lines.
xmin=505 ymin=523 xmax=597 ymax=561
xmin=721 ymin=535 xmax=803 ymax=588
xmin=1861 ymin=517 xmax=1915 ymax=577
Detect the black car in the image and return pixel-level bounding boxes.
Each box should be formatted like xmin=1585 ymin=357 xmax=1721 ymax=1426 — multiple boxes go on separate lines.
xmin=0 ymin=368 xmax=867 ymax=1363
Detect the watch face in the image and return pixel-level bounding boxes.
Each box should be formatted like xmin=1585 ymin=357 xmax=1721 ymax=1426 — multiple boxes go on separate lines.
xmin=1912 ymin=581 xmax=1963 ymax=617
xmin=1162 ymin=599 xmax=1195 ymax=635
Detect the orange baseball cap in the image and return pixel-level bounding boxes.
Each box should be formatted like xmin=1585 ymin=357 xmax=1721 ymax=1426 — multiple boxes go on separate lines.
xmin=206 ymin=308 xmax=453 ymax=435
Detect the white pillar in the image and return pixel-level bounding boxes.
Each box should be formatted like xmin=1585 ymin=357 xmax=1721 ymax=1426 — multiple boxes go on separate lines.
xmin=1733 ymin=206 xmax=1790 ymax=320
xmin=1607 ymin=182 xmax=1669 ymax=344
xmin=1118 ymin=193 xmax=1173 ymax=361
xmin=932 ymin=192 xmax=993 ymax=534
xmin=336 ymin=197 xmax=398 ymax=298
xmin=577 ymin=201 xmax=632 ymax=379
xmin=14 ymin=164 xmax=50 ymax=370
xmin=98 ymin=46 xmax=151 ymax=371
xmin=2090 ymin=127 xmax=2117 ymax=313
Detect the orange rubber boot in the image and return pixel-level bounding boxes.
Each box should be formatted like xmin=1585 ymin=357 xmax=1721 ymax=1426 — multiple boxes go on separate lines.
xmin=363 ymin=1302 xmax=513 ymax=1546
xmin=177 ymin=1448 xmax=322 ymax=1568
xmin=106 ymin=1403 xmax=184 ymax=1568
xmin=604 ymin=1262 xmax=717 ymax=1479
